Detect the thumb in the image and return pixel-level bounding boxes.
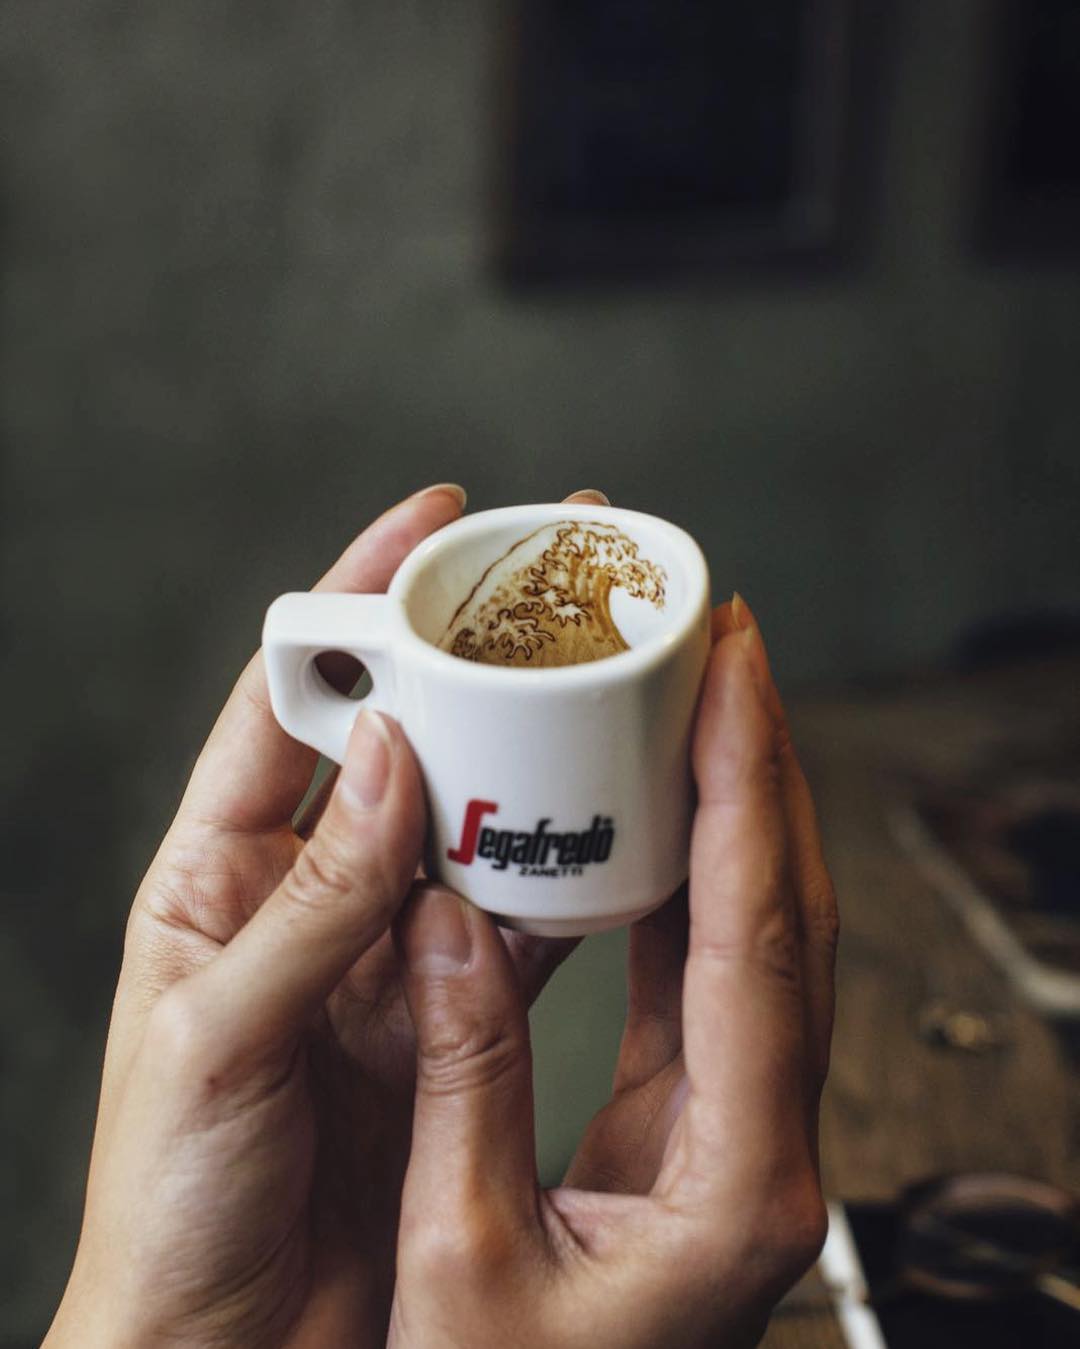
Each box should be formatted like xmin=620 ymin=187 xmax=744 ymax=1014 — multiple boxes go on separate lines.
xmin=185 ymin=708 xmax=425 ymax=1061
xmin=397 ymin=886 xmax=538 ymax=1231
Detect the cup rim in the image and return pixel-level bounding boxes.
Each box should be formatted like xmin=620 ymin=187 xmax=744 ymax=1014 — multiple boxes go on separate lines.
xmin=385 ymin=503 xmax=710 ymax=685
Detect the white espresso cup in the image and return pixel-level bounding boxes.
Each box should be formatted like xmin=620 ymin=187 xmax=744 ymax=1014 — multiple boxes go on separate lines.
xmin=263 ymin=503 xmax=710 ymax=936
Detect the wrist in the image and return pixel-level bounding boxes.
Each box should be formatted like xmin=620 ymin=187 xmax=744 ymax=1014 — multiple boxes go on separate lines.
xmin=46 ymin=1247 xmax=161 ymax=1349
xmin=45 ymin=1289 xmax=143 ymax=1349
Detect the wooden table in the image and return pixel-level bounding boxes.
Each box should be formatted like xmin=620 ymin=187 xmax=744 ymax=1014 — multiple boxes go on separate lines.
xmin=761 ymin=655 xmax=1080 ymax=1347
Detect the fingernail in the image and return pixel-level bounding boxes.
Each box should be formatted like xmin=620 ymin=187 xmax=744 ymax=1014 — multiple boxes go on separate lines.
xmin=403 ymin=887 xmax=473 ymax=975
xmin=731 ymin=591 xmax=752 ymax=632
xmin=569 ymin=487 xmax=611 ymax=505
xmin=412 ymin=482 xmax=467 ymax=510
xmin=731 ymin=593 xmax=764 ymax=671
xmin=340 ymin=709 xmax=392 ymax=810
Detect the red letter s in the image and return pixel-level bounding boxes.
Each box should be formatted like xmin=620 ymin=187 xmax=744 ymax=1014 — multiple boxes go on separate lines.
xmin=447 ymin=799 xmax=498 ymax=865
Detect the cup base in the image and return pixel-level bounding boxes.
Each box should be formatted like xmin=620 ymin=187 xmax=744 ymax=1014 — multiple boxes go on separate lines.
xmin=494 ymin=897 xmax=666 ymax=938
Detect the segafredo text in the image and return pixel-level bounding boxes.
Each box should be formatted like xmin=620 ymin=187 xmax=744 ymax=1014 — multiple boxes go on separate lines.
xmin=447 ymin=799 xmax=615 ymax=877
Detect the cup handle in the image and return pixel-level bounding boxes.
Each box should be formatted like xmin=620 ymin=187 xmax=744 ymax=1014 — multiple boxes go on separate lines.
xmin=262 ymin=592 xmax=403 ymax=763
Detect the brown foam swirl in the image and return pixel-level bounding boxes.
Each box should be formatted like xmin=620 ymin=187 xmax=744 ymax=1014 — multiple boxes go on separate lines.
xmin=438 ymin=521 xmax=667 ymax=667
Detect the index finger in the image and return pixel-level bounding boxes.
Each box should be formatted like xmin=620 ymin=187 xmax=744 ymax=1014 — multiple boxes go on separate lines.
xmin=177 ymin=484 xmax=466 ymax=836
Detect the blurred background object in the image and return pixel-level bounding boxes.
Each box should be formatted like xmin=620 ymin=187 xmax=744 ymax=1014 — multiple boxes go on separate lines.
xmin=3 ymin=1 xmax=1080 ymax=1343
xmin=979 ymin=0 xmax=1080 ymax=257
xmin=499 ymin=0 xmax=862 ymax=278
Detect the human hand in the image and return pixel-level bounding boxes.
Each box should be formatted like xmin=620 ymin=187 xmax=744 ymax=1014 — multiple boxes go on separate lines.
xmin=388 ymin=595 xmax=837 ymax=1348
xmin=45 ymin=485 xmax=601 ymax=1349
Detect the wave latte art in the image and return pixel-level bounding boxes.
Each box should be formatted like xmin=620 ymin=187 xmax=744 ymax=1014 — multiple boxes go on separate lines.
xmin=438 ymin=521 xmax=667 ymax=668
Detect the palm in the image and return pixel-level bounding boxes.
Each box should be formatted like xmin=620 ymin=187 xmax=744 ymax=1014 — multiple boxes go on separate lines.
xmin=148 ymin=816 xmax=416 ymax=1082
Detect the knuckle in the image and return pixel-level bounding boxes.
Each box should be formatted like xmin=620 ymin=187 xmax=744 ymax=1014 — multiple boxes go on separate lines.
xmin=758 ymin=737 xmax=786 ymax=798
xmin=781 ymin=1190 xmax=829 ymax=1275
xmin=810 ymin=884 xmax=840 ymax=962
xmin=237 ymin=662 xmax=274 ymax=720
xmin=284 ymin=830 xmax=367 ymax=911
xmin=753 ymin=905 xmax=802 ymax=987
xmin=774 ymin=720 xmax=795 ymax=761
xmin=144 ymin=984 xmax=295 ymax=1110
xmin=754 ymin=1174 xmax=829 ymax=1287
xmin=145 ymin=984 xmax=214 ymax=1066
xmin=403 ymin=1221 xmax=469 ymax=1283
xmin=697 ymin=710 xmax=785 ymax=807
xmin=693 ymin=901 xmax=801 ymax=991
xmin=418 ymin=1018 xmax=526 ymax=1098
xmin=405 ymin=1210 xmax=517 ymax=1285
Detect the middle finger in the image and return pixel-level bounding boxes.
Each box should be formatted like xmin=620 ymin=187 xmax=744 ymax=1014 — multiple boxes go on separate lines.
xmin=714 ymin=595 xmax=837 ymax=1091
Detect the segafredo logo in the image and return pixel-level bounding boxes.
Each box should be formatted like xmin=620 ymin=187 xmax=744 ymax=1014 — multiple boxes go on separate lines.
xmin=447 ymin=799 xmax=615 ymax=878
